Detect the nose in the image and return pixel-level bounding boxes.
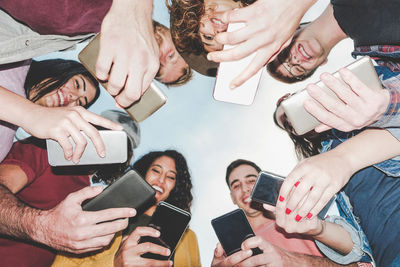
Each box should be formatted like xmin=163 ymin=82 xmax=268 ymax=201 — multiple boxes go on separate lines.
xmin=242 ymin=183 xmax=252 ymax=193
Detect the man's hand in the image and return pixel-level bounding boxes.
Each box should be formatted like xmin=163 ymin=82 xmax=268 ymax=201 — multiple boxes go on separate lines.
xmin=304 ymin=68 xmax=390 ymax=133
xmin=211 ymin=243 xmax=252 ymax=267
xmin=114 ymin=226 xmax=172 ymax=267
xmin=23 ymin=105 xmax=122 ymax=164
xmin=97 ymin=0 xmax=159 ymax=107
xmin=34 ymin=186 xmax=136 ymax=254
xmin=207 ymin=0 xmax=316 ymax=88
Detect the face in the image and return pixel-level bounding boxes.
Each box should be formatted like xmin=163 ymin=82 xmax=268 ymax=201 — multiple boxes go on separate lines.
xmin=145 ymin=156 xmax=177 ymax=203
xmin=274 ymin=94 xmax=297 ymax=135
xmin=199 ymin=0 xmax=240 ymax=52
xmin=272 ymin=26 xmax=329 ymax=80
xmin=228 ymin=164 xmax=261 ymax=217
xmin=32 ymin=74 xmax=97 ymax=108
xmin=155 ymin=25 xmax=188 ymax=84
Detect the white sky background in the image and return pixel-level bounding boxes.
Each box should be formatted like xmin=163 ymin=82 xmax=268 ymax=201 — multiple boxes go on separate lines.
xmin=34 ymin=0 xmax=356 ymax=265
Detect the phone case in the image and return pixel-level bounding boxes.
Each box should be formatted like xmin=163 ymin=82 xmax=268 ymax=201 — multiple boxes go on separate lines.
xmin=211 ymin=209 xmax=262 ymax=256
xmin=82 ymin=169 xmax=155 ymax=212
xmin=140 ymin=201 xmax=191 ymax=260
xmin=251 ymin=171 xmax=285 ymax=206
xmin=281 ymin=56 xmax=382 ymax=135
xmin=78 ymin=34 xmax=167 ymax=122
xmin=46 ymin=130 xmax=127 ymax=166
xmin=213 ymin=23 xmax=263 ymax=106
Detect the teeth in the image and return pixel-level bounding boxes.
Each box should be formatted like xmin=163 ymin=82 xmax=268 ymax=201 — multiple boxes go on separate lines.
xmin=152 ymin=185 xmax=164 ymax=194
xmin=244 ymin=197 xmax=251 ymax=203
xmin=57 ymin=90 xmax=64 ymax=106
xmin=211 ymin=18 xmax=224 ymax=25
xmin=299 ymin=45 xmax=311 ymax=59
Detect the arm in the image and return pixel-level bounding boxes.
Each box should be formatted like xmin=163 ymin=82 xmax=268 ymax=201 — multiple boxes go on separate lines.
xmin=114 ymin=226 xmax=172 ymax=267
xmin=277 ymin=128 xmax=400 ymax=228
xmin=96 ymin=0 xmax=159 ymax=107
xmin=0 ymin=164 xmax=135 ymax=253
xmin=207 ymin=0 xmax=316 ymax=88
xmin=0 ymin=87 xmax=122 ymax=163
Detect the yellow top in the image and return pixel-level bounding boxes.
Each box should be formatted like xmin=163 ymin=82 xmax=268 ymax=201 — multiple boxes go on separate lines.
xmin=52 ymin=228 xmax=201 ymax=267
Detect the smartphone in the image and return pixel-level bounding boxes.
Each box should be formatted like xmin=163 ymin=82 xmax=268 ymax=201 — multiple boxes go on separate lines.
xmin=280 ymin=56 xmax=382 ymax=135
xmin=78 ymin=34 xmax=167 ymax=122
xmin=139 ymin=201 xmax=191 ymax=260
xmin=82 ymin=169 xmax=155 ymax=214
xmin=213 ymin=23 xmax=263 ymax=106
xmin=46 ymin=130 xmax=127 ymax=166
xmin=250 ymin=171 xmax=335 ymax=219
xmin=211 ymin=209 xmax=262 ymax=256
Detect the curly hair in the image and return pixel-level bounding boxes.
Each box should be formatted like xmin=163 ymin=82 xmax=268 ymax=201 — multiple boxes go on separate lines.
xmin=25 ymin=59 xmax=100 ymax=108
xmin=133 ymin=150 xmax=193 ymax=213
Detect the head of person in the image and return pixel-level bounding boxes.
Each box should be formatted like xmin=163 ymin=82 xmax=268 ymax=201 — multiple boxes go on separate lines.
xmin=167 ymin=0 xmax=254 ymax=55
xmin=133 ymin=150 xmax=193 ymax=212
xmin=274 ymin=93 xmax=330 ymax=159
xmin=153 ymin=21 xmax=193 ymax=86
xmin=267 ymin=22 xmax=329 ymax=83
xmin=25 ymin=59 xmax=100 ymax=108
xmin=225 ymin=159 xmax=262 ymax=217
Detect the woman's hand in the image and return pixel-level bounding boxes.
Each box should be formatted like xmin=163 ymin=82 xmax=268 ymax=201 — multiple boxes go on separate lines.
xmin=114 ymin=226 xmax=172 ymax=267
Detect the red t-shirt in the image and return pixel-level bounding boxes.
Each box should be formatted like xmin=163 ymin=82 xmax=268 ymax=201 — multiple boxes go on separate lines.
xmin=0 ymin=0 xmax=112 ymax=35
xmin=0 ymin=140 xmax=90 ymax=267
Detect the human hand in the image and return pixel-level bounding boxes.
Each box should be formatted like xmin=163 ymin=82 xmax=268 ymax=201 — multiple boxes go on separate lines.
xmin=23 ymin=105 xmax=122 ymax=164
xmin=276 ymin=150 xmax=351 ymax=226
xmin=211 ymin=243 xmax=253 ymax=267
xmin=97 ymin=0 xmax=159 ymax=107
xmin=207 ymin=0 xmax=315 ymax=88
xmin=33 ymin=186 xmax=135 ymax=254
xmin=114 ymin=226 xmax=172 ymax=267
xmin=304 ymin=68 xmax=389 ymax=133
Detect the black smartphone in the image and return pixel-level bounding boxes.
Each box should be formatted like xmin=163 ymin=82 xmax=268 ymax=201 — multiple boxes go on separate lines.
xmin=139 ymin=201 xmax=191 ymax=260
xmin=251 ymin=171 xmax=335 ymax=219
xmin=211 ymin=209 xmax=262 ymax=256
xmin=82 ymin=170 xmax=155 ymax=214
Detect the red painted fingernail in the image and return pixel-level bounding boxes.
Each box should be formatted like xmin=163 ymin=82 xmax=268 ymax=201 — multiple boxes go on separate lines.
xmin=307 ymin=213 xmax=313 ymax=219
xmin=279 ymin=196 xmax=285 ymax=202
xmin=294 ymin=181 xmax=300 ymax=187
xmin=285 ymin=208 xmax=292 ymax=214
xmin=295 ymin=215 xmax=302 ymax=221
xmin=310 ymin=186 xmax=314 ymax=191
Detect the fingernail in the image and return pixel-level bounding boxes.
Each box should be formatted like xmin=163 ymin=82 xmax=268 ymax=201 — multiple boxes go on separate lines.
xmin=306 ymin=213 xmax=313 ymax=219
xmin=294 ymin=181 xmax=300 ymax=187
xmin=285 ymin=208 xmax=292 ymax=214
xmin=310 ymin=186 xmax=314 ymax=191
xmin=129 ymin=209 xmax=136 ymax=216
xmin=295 ymin=215 xmax=302 ymax=222
xmin=207 ymin=54 xmax=212 ymax=61
xmin=279 ymin=196 xmax=285 ymax=202
xmin=229 ymin=83 xmax=237 ymax=89
xmin=100 ymin=151 xmax=105 ymax=158
xmin=166 ymin=249 xmax=171 ymax=255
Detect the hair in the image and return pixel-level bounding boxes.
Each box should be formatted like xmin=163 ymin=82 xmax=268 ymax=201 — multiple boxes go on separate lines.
xmin=25 ymin=59 xmax=100 ymax=108
xmin=152 ymin=20 xmax=193 ymax=86
xmin=167 ymin=0 xmax=255 ymax=56
xmin=133 ymin=150 xmax=193 ymax=212
xmin=225 ymin=159 xmax=261 ymax=188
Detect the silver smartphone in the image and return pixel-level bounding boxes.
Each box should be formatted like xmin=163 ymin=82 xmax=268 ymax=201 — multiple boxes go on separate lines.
xmin=280 ymin=56 xmax=382 ymax=135
xmin=213 ymin=23 xmax=263 ymax=106
xmin=47 ymin=130 xmax=127 ymax=166
xmin=78 ymin=34 xmax=167 ymax=122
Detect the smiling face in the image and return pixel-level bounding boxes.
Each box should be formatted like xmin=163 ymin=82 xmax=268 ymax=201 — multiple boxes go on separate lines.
xmin=144 ymin=156 xmax=177 ymax=203
xmin=31 ymin=74 xmax=97 ymax=108
xmin=228 ymin=164 xmax=262 ymax=217
xmin=199 ymin=0 xmax=241 ymax=52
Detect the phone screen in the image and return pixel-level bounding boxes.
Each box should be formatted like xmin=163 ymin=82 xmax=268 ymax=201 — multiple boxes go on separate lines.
xmin=211 ymin=209 xmax=262 ymax=256
xmin=140 ymin=202 xmax=191 ymax=260
xmin=251 ymin=171 xmax=285 ymax=206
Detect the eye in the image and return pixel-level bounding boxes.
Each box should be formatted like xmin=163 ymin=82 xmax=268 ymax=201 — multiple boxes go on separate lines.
xmin=151 ymin=168 xmax=160 ymax=174
xmin=293 ymin=66 xmax=305 ymax=75
xmin=231 ymin=183 xmax=239 ymax=190
xmin=167 ymin=175 xmax=176 ymax=180
xmin=168 ymin=52 xmax=175 ymax=59
xmin=249 ymin=179 xmax=256 ymax=184
xmin=75 ymin=79 xmax=80 ymax=89
xmin=203 ymin=34 xmax=213 ymax=41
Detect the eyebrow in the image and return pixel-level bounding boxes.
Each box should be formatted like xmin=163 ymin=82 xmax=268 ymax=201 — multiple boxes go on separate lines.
xmin=80 ymin=76 xmax=88 ymax=106
xmin=229 ymin=174 xmax=258 ymax=187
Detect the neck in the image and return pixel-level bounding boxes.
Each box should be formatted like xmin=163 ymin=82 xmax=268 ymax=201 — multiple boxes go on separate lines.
xmin=144 ymin=205 xmax=156 ymax=216
xmin=247 ymin=211 xmax=274 ymax=230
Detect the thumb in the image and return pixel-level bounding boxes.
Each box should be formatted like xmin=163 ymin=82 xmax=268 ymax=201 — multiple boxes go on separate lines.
xmin=68 ymin=186 xmax=104 ymax=205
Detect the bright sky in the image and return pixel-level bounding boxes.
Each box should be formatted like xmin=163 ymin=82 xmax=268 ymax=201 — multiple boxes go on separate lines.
xmin=33 ymin=0 xmax=356 ymax=265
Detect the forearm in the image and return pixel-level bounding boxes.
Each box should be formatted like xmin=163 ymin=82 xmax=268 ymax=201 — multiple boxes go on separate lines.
xmin=285 ymin=251 xmax=358 ymax=266
xmin=314 ymin=221 xmax=353 ymax=255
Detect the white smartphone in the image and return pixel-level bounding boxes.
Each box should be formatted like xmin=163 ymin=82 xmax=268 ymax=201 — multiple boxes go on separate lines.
xmin=213 ymin=23 xmax=263 ymax=106
xmin=281 ymin=56 xmax=382 ymax=135
xmin=46 ymin=130 xmax=128 ymax=166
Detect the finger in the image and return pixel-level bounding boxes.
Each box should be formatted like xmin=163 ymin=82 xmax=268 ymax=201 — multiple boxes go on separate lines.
xmin=77 ymin=108 xmax=123 ymax=130
xmin=218 ymin=5 xmax=252 ymax=24
xmin=285 ymin=179 xmax=315 ymax=221
xmin=215 ymin=25 xmax=254 ymax=47
xmin=115 ymin=67 xmax=143 ymax=108
xmin=107 ymin=56 xmax=128 ymax=96
xmin=139 ymin=259 xmax=172 ymax=267
xmin=338 ymin=68 xmax=375 ymax=99
xmin=262 ymin=203 xmax=276 ymax=213
xmin=293 ymin=185 xmax=325 ymax=220
xmin=125 ymin=226 xmax=161 ymax=247
xmin=308 ymin=187 xmax=337 ymax=219
xmin=54 ymin=134 xmax=73 ymax=161
xmin=314 ymin=124 xmax=332 ymax=133
xmin=68 ymin=186 xmax=104 ymax=204
xmin=71 ymin=233 xmax=116 ymax=251
xmin=86 ymin=218 xmax=130 ymax=239
xmin=214 ymin=243 xmax=225 ymax=257
xmin=137 ymin=242 xmax=171 ymax=257
xmin=96 ymin=37 xmax=114 ymax=81
xmin=241 ymin=236 xmax=263 ymax=250
xmin=319 ymin=73 xmax=357 ymax=106
xmin=86 ymin=207 xmax=136 ymax=225
xmin=224 ymin=249 xmax=252 ymax=266
xmin=141 ymin=60 xmax=159 ymax=96
xmin=66 ymin=122 xmax=88 ymax=164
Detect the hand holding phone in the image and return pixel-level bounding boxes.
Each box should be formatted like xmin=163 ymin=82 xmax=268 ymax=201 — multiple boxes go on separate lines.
xmin=139 ymin=201 xmax=191 ymax=260
xmin=211 ymin=209 xmax=262 ymax=256
xmin=213 ymin=23 xmax=263 ymax=106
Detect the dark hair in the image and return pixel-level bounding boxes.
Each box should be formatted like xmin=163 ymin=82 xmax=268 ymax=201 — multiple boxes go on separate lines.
xmin=25 ymin=59 xmax=100 ymax=108
xmin=225 ymin=159 xmax=261 ymax=188
xmin=133 ymin=150 xmax=193 ymax=212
